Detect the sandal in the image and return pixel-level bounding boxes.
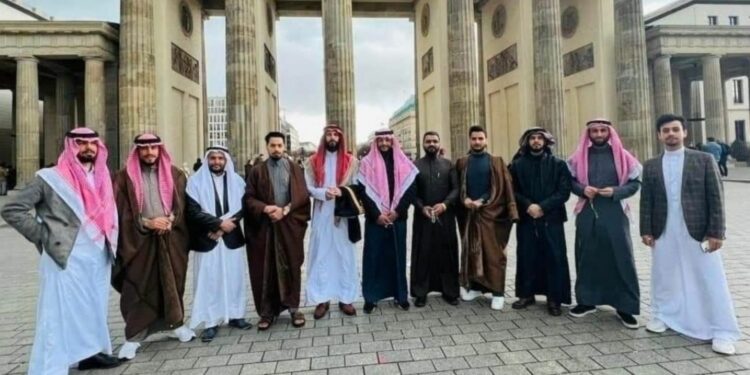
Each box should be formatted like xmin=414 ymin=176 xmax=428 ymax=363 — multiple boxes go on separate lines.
xmin=291 ymin=311 xmax=306 ymax=328
xmin=257 ymin=317 xmax=274 ymax=331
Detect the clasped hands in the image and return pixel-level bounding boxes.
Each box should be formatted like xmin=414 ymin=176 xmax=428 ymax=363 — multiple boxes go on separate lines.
xmin=583 ymin=186 xmax=614 ymax=199
xmin=324 ymin=187 xmax=342 ymax=200
xmin=377 ymin=211 xmax=399 ymax=227
xmin=263 ymin=204 xmax=290 ymax=223
xmin=143 ymin=215 xmax=174 ymax=236
xmin=207 ymin=219 xmax=238 ymax=241
xmin=463 ymin=198 xmax=484 ymax=210
xmin=422 ymin=203 xmax=447 ymax=219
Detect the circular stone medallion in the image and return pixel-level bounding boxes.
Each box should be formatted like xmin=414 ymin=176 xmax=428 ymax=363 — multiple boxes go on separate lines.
xmin=561 ymin=6 xmax=579 ymax=39
xmin=491 ymin=5 xmax=507 ymax=39
xmin=421 ymin=3 xmax=430 ymax=37
xmin=180 ymin=1 xmax=193 ymax=36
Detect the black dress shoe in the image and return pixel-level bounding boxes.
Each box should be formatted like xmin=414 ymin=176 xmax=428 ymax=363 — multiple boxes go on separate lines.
xmin=443 ymin=295 xmax=460 ymax=306
xmin=78 ymin=353 xmax=121 ymax=370
xmin=228 ymin=318 xmax=253 ymax=330
xmin=414 ymin=296 xmax=427 ymax=307
xmin=364 ymin=302 xmax=376 ymax=314
xmin=511 ymin=297 xmax=535 ymax=310
xmin=395 ymin=300 xmax=410 ymax=311
xmin=547 ymin=302 xmax=562 ymax=316
xmin=201 ymin=326 xmax=218 ymax=342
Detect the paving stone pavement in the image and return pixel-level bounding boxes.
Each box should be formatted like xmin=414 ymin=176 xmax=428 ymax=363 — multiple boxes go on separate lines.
xmin=1 ymin=183 xmax=750 ymax=374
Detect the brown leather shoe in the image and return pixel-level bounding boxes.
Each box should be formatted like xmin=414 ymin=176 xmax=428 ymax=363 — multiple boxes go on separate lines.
xmin=314 ymin=302 xmax=330 ymax=320
xmin=338 ymin=302 xmax=357 ymax=316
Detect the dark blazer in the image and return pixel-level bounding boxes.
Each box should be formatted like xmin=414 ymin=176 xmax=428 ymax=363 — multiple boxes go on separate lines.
xmin=186 ymin=194 xmax=245 ymax=252
xmin=640 ymin=148 xmax=725 ymax=241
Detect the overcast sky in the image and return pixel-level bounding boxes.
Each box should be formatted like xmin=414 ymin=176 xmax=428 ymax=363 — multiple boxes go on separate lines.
xmin=22 ymin=0 xmax=678 ymax=143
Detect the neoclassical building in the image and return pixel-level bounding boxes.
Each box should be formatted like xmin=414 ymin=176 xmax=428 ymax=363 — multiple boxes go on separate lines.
xmin=1 ymin=0 xmax=748 ymax=187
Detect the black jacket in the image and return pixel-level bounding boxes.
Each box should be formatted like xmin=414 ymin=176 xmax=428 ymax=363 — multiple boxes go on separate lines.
xmin=509 ymin=152 xmax=572 ymax=224
xmin=186 ymin=194 xmax=245 ymax=252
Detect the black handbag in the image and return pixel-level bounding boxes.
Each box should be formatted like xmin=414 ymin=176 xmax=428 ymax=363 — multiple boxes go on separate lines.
xmin=334 ymin=185 xmax=364 ymax=243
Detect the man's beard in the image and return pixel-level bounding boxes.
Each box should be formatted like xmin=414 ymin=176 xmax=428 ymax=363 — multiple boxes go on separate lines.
xmin=529 ymin=143 xmax=545 ymax=153
xmin=590 ymin=136 xmax=609 ymax=146
xmin=210 ymin=165 xmax=225 ymax=174
xmin=326 ymin=141 xmax=339 ymax=152
xmin=77 ymin=154 xmax=95 ymax=163
xmin=378 ymin=146 xmax=391 ymax=153
xmin=471 ymin=145 xmax=486 ymax=153
xmin=140 ymin=158 xmax=157 ymax=166
xmin=269 ymin=153 xmax=282 ymax=160
xmin=424 ymin=146 xmax=438 ymax=156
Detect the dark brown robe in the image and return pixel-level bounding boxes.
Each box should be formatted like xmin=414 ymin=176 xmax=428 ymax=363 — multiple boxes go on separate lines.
xmin=112 ymin=166 xmax=190 ymax=340
xmin=244 ymin=160 xmax=310 ymax=319
xmin=456 ymin=155 xmax=518 ymax=294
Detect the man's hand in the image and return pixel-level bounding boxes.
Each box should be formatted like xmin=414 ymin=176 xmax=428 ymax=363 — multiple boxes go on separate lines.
xmin=584 ymin=186 xmax=599 ymax=199
xmin=463 ymin=198 xmax=474 ymax=209
xmin=641 ymin=235 xmax=655 ymax=247
xmin=527 ymin=204 xmax=544 ymax=219
xmin=432 ymin=203 xmax=446 ymax=216
xmin=269 ymin=209 xmax=284 ymax=223
xmin=598 ymin=187 xmax=614 ymax=198
xmin=325 ymin=187 xmax=342 ymax=200
xmin=422 ymin=206 xmax=433 ymax=218
xmin=705 ymin=237 xmax=723 ymax=252
xmin=208 ymin=230 xmax=224 ymax=241
xmin=219 ymin=219 xmax=236 ymax=233
xmin=145 ymin=217 xmax=171 ymax=231
xmin=376 ymin=214 xmax=391 ymax=227
xmin=386 ymin=211 xmax=399 ymax=223
xmin=263 ymin=205 xmax=280 ymax=215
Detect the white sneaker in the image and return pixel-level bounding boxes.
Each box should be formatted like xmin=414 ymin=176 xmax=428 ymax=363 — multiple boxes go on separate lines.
xmin=170 ymin=325 xmax=196 ymax=342
xmin=646 ymin=318 xmax=667 ymax=333
xmin=491 ymin=296 xmax=505 ymax=311
xmin=712 ymin=339 xmax=736 ymax=355
xmin=117 ymin=341 xmax=140 ymax=360
xmin=461 ymin=288 xmax=483 ymax=302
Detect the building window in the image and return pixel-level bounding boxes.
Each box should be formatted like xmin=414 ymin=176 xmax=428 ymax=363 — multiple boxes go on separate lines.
xmin=733 ymin=79 xmax=744 ymax=104
xmin=708 ymin=16 xmax=717 ymax=25
xmin=729 ymin=16 xmax=739 ymax=26
xmin=736 ymin=120 xmax=747 ymax=141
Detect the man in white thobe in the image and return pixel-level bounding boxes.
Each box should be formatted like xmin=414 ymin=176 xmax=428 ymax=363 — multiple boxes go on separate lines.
xmin=641 ymin=114 xmax=741 ymax=355
xmin=305 ymin=124 xmax=360 ymax=319
xmin=1 ymin=128 xmax=121 ymax=373
xmin=186 ymin=146 xmax=251 ymax=342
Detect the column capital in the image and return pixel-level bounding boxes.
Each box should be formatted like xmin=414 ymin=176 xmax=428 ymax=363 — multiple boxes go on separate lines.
xmin=702 ymin=53 xmax=723 ymax=60
xmin=83 ymin=56 xmax=106 ymax=62
xmin=655 ymin=54 xmax=672 ymax=60
xmin=15 ymin=55 xmax=38 ymax=63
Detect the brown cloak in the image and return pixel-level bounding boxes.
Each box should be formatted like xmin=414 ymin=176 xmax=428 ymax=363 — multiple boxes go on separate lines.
xmin=112 ymin=166 xmax=190 ymax=340
xmin=244 ymin=160 xmax=310 ymax=318
xmin=456 ymin=155 xmax=518 ymax=293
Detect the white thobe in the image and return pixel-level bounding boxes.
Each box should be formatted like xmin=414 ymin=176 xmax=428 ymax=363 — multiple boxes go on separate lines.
xmin=305 ymin=151 xmax=359 ymax=305
xmin=189 ymin=173 xmax=249 ymax=329
xmin=31 ymin=168 xmax=114 ymax=375
xmin=651 ymin=148 xmax=741 ymax=342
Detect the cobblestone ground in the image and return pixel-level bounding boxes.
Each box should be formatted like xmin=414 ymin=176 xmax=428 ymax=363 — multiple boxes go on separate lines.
xmin=1 ymin=180 xmax=749 ymax=375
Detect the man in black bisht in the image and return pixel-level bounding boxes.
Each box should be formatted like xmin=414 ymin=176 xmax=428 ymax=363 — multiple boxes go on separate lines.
xmin=411 ymin=131 xmax=460 ymax=307
xmin=509 ymin=128 xmax=572 ymax=316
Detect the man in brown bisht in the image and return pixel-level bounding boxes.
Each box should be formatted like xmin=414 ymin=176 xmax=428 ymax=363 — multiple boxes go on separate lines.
xmin=113 ymin=133 xmax=195 ymax=360
xmin=456 ymin=125 xmax=518 ymax=311
xmin=244 ymin=131 xmax=311 ymax=331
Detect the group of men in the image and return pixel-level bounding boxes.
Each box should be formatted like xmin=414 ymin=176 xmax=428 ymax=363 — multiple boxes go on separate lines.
xmin=0 ymin=113 xmax=741 ymax=374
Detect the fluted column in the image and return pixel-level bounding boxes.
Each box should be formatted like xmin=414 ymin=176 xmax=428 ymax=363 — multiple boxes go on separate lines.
xmin=226 ymin=0 xmax=258 ymax=170
xmin=119 ymin=0 xmax=156 ymax=161
xmin=105 ymin=62 xmax=119 ymax=168
xmin=689 ymin=81 xmax=705 ymax=144
xmin=532 ymin=0 xmax=566 ymax=154
xmin=15 ymin=57 xmax=40 ymax=188
xmin=85 ymin=57 xmax=106 ymax=135
xmin=671 ymin=66 xmax=683 ymax=116
xmin=448 ymin=0 xmax=480 ymax=157
xmin=323 ymin=0 xmax=356 ymax=151
xmin=653 ymin=55 xmax=674 ymax=117
xmin=476 ymin=13 xmax=486 ymax=129
xmin=702 ymin=54 xmax=726 ymax=140
xmin=614 ymin=0 xmax=653 ymax=159
xmin=55 ymin=73 xmax=74 ymax=154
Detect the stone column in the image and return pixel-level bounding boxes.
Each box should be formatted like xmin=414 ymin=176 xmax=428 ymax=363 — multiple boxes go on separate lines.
xmin=689 ymin=80 xmax=705 ymax=144
xmin=614 ymin=0 xmax=653 ymax=159
xmin=448 ymin=0 xmax=480 ymax=157
xmin=671 ymin=66 xmax=683 ymax=116
xmin=15 ymin=57 xmax=40 ymax=187
xmin=42 ymin=93 xmax=57 ymax=165
xmin=322 ymin=0 xmax=356 ymax=151
xmin=702 ymin=54 xmax=726 ymax=140
xmin=476 ymin=13 xmax=486 ymax=129
xmin=105 ymin=62 xmax=119 ymax=169
xmin=85 ymin=57 xmax=106 ymax=135
xmin=55 ymin=73 xmax=74 ymax=154
xmin=226 ymin=0 xmax=258 ymax=170
xmin=532 ymin=0 xmax=566 ymax=155
xmin=652 ymin=55 xmax=674 ymax=117
xmin=119 ymin=0 xmax=156 ymax=161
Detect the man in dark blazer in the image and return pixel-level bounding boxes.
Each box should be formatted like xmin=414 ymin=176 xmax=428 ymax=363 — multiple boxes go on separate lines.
xmin=640 ymin=114 xmax=740 ymax=355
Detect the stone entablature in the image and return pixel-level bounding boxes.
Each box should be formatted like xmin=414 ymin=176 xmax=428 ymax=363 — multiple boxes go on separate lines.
xmin=0 ymin=21 xmax=119 ymax=60
xmin=646 ymin=25 xmax=750 ymax=58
